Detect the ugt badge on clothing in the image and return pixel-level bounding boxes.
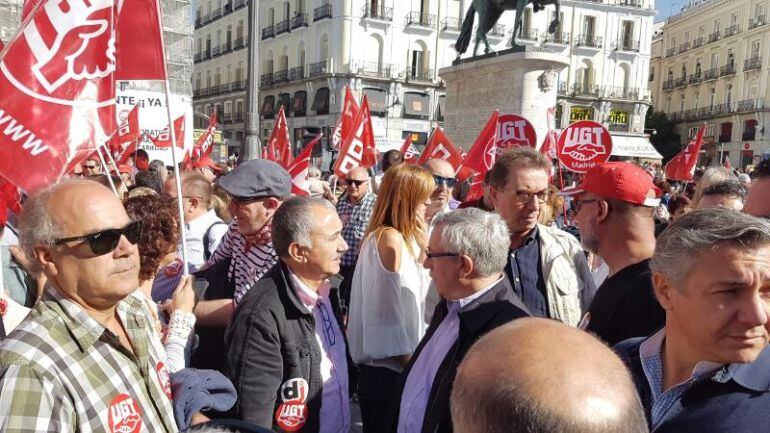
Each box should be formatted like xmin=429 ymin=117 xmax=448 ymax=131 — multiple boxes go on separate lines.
xmin=108 ymin=393 xmax=142 ymax=433
xmin=275 ymin=377 xmax=309 ymax=431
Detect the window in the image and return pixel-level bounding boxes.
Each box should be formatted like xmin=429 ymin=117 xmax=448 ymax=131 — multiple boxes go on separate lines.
xmin=649 ymin=66 xmax=655 ymax=82
xmin=726 ymin=84 xmax=733 ymax=105
xmin=727 ymin=49 xmax=735 ymax=67
xmin=621 ymin=21 xmax=634 ymax=48
xmin=710 ymin=52 xmax=719 ymax=68
xmin=694 ymin=92 xmax=700 ymax=110
xmin=680 ymin=95 xmax=685 ymax=114
xmin=688 ymin=126 xmax=700 ymax=139
xmin=583 ymin=16 xmax=596 ymax=39
xmin=744 ymin=119 xmax=758 ymax=140
xmin=719 ymin=122 xmax=733 ymax=142
xmin=709 ymin=88 xmax=716 ymax=108
xmin=751 ymin=40 xmax=761 ymax=58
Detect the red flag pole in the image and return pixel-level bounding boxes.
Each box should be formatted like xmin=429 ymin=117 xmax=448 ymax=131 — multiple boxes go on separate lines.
xmin=155 ymin=0 xmax=189 ymax=277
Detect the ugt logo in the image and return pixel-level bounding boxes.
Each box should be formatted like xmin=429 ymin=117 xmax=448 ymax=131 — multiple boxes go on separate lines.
xmin=3 ymin=0 xmax=115 ymax=105
xmin=561 ymin=126 xmax=608 ymax=162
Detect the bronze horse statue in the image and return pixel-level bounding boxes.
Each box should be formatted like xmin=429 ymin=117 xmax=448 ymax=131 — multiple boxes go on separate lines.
xmin=456 ymin=0 xmax=561 ymax=57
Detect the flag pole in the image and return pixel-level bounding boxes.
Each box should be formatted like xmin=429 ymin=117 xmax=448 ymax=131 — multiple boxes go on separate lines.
xmin=95 ymin=146 xmax=119 ymax=196
xmin=100 ymin=141 xmax=121 ymax=177
xmin=155 ymin=0 xmax=190 ymax=277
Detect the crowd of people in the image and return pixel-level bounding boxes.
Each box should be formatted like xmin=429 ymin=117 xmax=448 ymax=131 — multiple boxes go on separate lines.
xmin=0 ymin=145 xmax=769 ymax=433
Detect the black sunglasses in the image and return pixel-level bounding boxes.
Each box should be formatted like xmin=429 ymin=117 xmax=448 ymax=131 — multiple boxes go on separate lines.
xmin=346 ymin=179 xmax=368 ymax=187
xmin=433 ymin=175 xmax=457 ymax=188
xmin=51 ymin=220 xmax=142 ymax=256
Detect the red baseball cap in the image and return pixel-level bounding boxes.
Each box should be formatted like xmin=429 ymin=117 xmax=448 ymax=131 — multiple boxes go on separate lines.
xmin=559 ymin=162 xmax=661 ymax=207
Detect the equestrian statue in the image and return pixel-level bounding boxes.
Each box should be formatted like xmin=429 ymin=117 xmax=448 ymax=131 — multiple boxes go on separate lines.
xmin=456 ymin=0 xmax=562 ymax=57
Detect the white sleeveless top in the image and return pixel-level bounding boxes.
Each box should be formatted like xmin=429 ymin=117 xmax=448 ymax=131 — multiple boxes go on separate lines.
xmin=347 ymin=231 xmax=431 ymax=372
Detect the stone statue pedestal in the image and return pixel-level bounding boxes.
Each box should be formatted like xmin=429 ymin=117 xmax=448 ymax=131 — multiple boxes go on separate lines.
xmin=439 ymin=48 xmax=570 ymax=150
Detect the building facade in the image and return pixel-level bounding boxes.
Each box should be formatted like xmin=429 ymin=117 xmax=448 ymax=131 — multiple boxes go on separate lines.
xmin=193 ymin=0 xmax=657 ymax=161
xmin=651 ymin=0 xmax=769 ymax=168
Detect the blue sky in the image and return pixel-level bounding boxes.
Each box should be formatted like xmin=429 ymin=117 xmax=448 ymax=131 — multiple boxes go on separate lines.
xmin=656 ymin=0 xmax=689 ymax=22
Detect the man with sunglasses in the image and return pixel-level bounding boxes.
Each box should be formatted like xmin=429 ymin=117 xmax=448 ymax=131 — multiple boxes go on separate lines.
xmin=488 ymin=147 xmax=595 ymax=326
xmin=560 ymin=162 xmax=665 ymax=345
xmin=423 ymin=159 xmax=456 ymax=226
xmin=225 ymin=196 xmax=350 ymax=432
xmin=336 ymin=166 xmax=376 ymax=311
xmin=83 ymin=158 xmax=101 ymax=176
xmin=0 ymin=180 xmax=177 ymax=432
xmin=744 ymin=158 xmax=770 ymax=219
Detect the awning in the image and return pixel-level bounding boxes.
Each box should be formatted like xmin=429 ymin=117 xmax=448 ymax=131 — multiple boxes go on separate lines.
xmin=436 ymin=95 xmax=446 ymax=121
xmin=363 ymin=87 xmax=387 ymax=116
xmin=293 ymin=91 xmax=307 ymax=117
xmin=611 ymin=135 xmax=663 ymax=159
xmin=260 ymin=95 xmax=275 ymax=118
xmin=312 ymin=87 xmax=330 ymax=114
xmin=404 ymin=92 xmax=430 ymax=119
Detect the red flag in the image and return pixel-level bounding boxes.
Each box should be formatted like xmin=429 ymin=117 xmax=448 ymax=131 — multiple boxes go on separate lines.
xmin=0 ymin=0 xmax=118 ymax=192
xmin=0 ymin=176 xmax=23 ymax=216
xmin=194 ymin=154 xmax=223 ymax=172
xmin=333 ymin=95 xmax=377 ymax=178
xmin=540 ymin=107 xmax=558 ymax=159
xmin=21 ymin=0 xmax=42 ymax=20
xmin=331 ymin=87 xmax=359 ymax=151
xmin=117 ymin=139 xmax=139 ymax=165
xmin=114 ymin=0 xmax=166 ymax=80
xmin=417 ymin=128 xmax=466 ymax=172
xmin=665 ymin=123 xmax=706 ymax=182
xmin=196 ymin=112 xmax=218 ymax=157
xmin=723 ymin=155 xmax=732 ymax=169
xmin=288 ymin=134 xmax=322 ymax=196
xmin=151 ymin=116 xmax=185 ymax=148
xmin=265 ymin=106 xmax=292 ymax=168
xmin=459 ymin=112 xmax=499 ymax=201
xmin=399 ymin=135 xmax=421 ymax=164
xmin=108 ymin=105 xmax=141 ymax=154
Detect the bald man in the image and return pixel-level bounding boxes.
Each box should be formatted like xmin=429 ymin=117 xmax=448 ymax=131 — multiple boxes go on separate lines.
xmin=165 ymin=171 xmax=227 ymax=270
xmin=336 ymin=166 xmax=376 ymax=310
xmin=423 ymin=159 xmax=457 ymax=226
xmin=451 ymin=318 xmax=648 ymax=433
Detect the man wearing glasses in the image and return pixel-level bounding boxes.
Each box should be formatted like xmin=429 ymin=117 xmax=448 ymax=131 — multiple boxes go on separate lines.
xmin=488 ymin=147 xmax=595 ymax=326
xmin=83 ymin=158 xmax=101 ymax=176
xmin=422 ymin=159 xmax=456 ymax=226
xmin=392 ymin=208 xmax=529 ymax=433
xmin=560 ymin=162 xmax=665 ymax=345
xmin=0 ymin=180 xmax=177 ymax=431
xmin=336 ymin=166 xmax=376 ymax=311
xmin=225 ymin=197 xmax=350 ymax=432
xmin=744 ymin=158 xmax=770 ymax=219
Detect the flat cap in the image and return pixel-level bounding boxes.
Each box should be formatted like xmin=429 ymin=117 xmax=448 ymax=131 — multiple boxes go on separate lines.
xmin=217 ymin=159 xmax=292 ymax=199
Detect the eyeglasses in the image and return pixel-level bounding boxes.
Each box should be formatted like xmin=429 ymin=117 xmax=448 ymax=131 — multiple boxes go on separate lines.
xmin=51 ymin=220 xmax=142 ymax=256
xmin=84 ymin=165 xmax=97 ymax=169
xmin=426 ymin=251 xmax=461 ymax=259
xmin=513 ymin=190 xmax=549 ymax=204
xmin=433 ymin=175 xmax=457 ymax=188
xmin=317 ymin=302 xmax=336 ymax=346
xmin=346 ymin=179 xmax=368 ymax=187
xmin=570 ymin=199 xmax=600 ymax=213
xmin=230 ymin=195 xmax=268 ymax=206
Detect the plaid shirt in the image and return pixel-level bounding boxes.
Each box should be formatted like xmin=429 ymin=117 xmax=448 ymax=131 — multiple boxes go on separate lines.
xmin=337 ymin=193 xmax=377 ymax=266
xmin=0 ymin=286 xmax=177 ymax=433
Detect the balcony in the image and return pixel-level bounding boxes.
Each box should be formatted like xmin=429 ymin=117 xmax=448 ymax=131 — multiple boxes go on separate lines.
xmin=314 ymin=3 xmax=332 ymax=21
xmin=609 ymin=123 xmax=630 ymax=132
xmin=195 ymin=13 xmax=211 ymax=28
xmin=678 ymin=42 xmax=690 ymax=53
xmin=744 ymin=56 xmax=762 ymax=71
xmin=615 ymin=39 xmax=641 ymax=52
xmin=291 ymin=13 xmax=308 ymax=29
xmin=223 ymin=2 xmax=232 ymax=15
xmin=543 ymin=32 xmax=570 ymax=45
xmin=211 ymin=45 xmax=222 ymax=57
xmin=233 ymin=0 xmax=246 ymax=10
xmin=405 ymin=11 xmax=437 ymax=28
xmin=704 ymin=68 xmax=719 ymax=81
xmin=666 ymin=47 xmax=677 ymax=57
xmin=276 ymin=20 xmax=290 ymax=35
xmin=689 ymin=72 xmax=703 ymax=84
xmin=749 ymin=15 xmax=766 ymax=29
xmin=674 ymin=77 xmax=688 ymax=88
xmin=212 ymin=6 xmax=222 ymax=20
xmin=601 ymin=86 xmax=646 ymax=100
xmin=615 ymin=0 xmax=645 ymax=7
xmin=273 ymin=70 xmax=289 ymax=83
xmin=557 ymin=82 xmax=569 ymax=96
xmin=692 ymin=37 xmax=704 ymax=48
xmin=662 ymin=79 xmax=675 ymax=91
xmin=517 ymin=27 xmax=538 ymax=41
xmin=708 ymin=30 xmax=720 ymax=43
xmin=194 ymin=52 xmax=203 ymax=63
xmin=441 ymin=17 xmax=462 ymax=31
xmin=720 ymin=63 xmax=736 ymax=76
xmin=309 ymin=59 xmax=333 ymax=77
xmin=233 ymin=37 xmax=246 ymax=50
xmin=363 ymin=3 xmax=393 ymax=21
xmin=736 ymin=98 xmax=764 ymax=112
xmin=488 ymin=24 xmax=506 ymax=38
xmin=724 ymin=25 xmax=740 ymax=37
xmin=231 ymin=80 xmax=247 ymax=91
xmin=260 ymin=73 xmax=273 ymax=88
xmin=234 ymin=112 xmax=245 ymax=122
xmin=221 ymin=40 xmax=232 ymax=54
xmin=262 ymin=26 xmax=274 ymax=39
xmin=572 ymin=83 xmax=601 ymax=97
xmin=407 ymin=67 xmax=434 ymax=82
xmin=576 ymin=33 xmax=602 ymax=48
xmin=353 ymin=60 xmax=393 ymax=78
xmin=289 ymin=66 xmax=305 ymax=80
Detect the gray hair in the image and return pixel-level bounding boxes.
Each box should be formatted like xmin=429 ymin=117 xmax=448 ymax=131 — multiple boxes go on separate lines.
xmin=271 ymin=196 xmax=336 ymax=257
xmin=651 ymin=207 xmax=770 ymax=285
xmin=18 ymin=180 xmax=70 ymax=260
xmin=432 ymin=208 xmax=510 ymax=277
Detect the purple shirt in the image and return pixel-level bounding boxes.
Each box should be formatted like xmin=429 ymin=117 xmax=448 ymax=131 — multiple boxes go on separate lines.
xmin=397 ymin=279 xmax=501 ymax=433
xmin=290 ymin=273 xmax=350 ymax=433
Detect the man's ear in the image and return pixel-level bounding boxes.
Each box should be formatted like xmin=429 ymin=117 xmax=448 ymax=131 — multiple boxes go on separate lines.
xmin=287 ymin=242 xmax=308 ymax=264
xmin=33 ymin=245 xmax=57 ymax=277
xmin=489 ymin=187 xmax=500 ymax=211
xmin=652 ymin=272 xmax=676 ymax=311
xmin=596 ymin=199 xmax=611 ymax=224
xmin=458 ymin=254 xmax=474 ymax=280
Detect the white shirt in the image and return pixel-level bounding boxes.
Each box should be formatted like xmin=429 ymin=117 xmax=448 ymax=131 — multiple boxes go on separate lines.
xmin=184 ymin=209 xmax=228 ymax=271
xmin=289 ymin=272 xmax=350 ymax=433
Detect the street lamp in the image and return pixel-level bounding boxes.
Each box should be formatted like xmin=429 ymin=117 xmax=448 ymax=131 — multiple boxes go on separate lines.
xmin=243 ymin=0 xmax=261 ymax=160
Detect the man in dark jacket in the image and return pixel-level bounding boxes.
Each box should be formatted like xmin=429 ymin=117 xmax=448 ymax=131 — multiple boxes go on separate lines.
xmin=616 ymin=208 xmax=770 ymax=432
xmin=392 ymin=208 xmax=530 ymax=433
xmin=224 ymin=196 xmax=350 ymax=432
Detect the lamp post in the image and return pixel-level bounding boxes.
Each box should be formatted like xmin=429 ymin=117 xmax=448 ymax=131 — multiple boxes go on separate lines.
xmin=243 ymin=0 xmax=261 ymax=160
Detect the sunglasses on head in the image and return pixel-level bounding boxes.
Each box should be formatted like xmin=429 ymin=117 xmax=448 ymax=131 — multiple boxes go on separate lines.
xmin=51 ymin=220 xmax=142 ymax=256
xmin=433 ymin=175 xmax=457 ymax=188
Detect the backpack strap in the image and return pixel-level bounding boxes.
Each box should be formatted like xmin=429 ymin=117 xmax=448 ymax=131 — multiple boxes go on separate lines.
xmin=203 ymin=221 xmax=227 ymax=260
